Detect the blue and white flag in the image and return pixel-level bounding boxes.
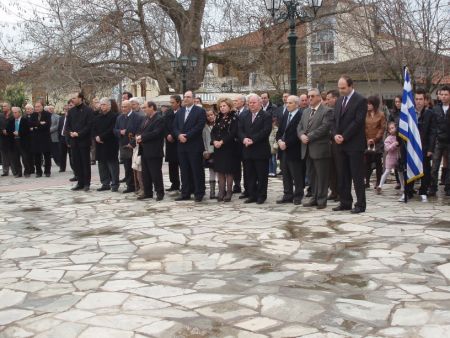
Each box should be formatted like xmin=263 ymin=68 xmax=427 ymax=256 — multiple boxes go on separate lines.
xmin=398 ymin=67 xmax=423 ymax=183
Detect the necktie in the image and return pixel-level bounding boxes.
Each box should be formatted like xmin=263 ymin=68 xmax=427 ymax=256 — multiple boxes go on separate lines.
xmin=61 ymin=116 xmax=67 ymax=136
xmin=287 ymin=112 xmax=292 ymax=125
xmin=251 ymin=112 xmax=257 ymax=123
xmin=15 ymin=119 xmax=19 ymax=132
xmin=307 ymin=109 xmax=316 ymax=131
xmin=184 ymin=108 xmax=190 ymax=122
xmin=342 ymin=96 xmax=348 ymax=109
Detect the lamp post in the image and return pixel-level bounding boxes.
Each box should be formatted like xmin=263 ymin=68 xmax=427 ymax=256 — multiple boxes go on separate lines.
xmin=170 ymin=55 xmax=198 ymax=94
xmin=264 ymin=0 xmax=322 ymax=95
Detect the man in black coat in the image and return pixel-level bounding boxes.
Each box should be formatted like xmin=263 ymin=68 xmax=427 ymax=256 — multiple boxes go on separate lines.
xmin=430 ymin=85 xmax=450 ymax=195
xmin=113 ymin=100 xmax=143 ymax=193
xmin=332 ymin=76 xmax=367 ymax=214
xmin=1 ymin=102 xmax=14 ymax=176
xmin=275 ymin=95 xmax=303 ymax=205
xmin=7 ymin=107 xmax=32 ymax=177
xmin=29 ymin=101 xmax=52 ymax=177
xmin=238 ymin=94 xmax=272 ymax=204
xmin=261 ymin=92 xmax=277 ymax=118
xmin=172 ymin=91 xmax=206 ymax=202
xmin=164 ymin=95 xmax=182 ymax=191
xmin=93 ymin=98 xmax=120 ymax=192
xmin=136 ymin=101 xmax=166 ymax=200
xmin=66 ymin=92 xmax=94 ymax=191
xmin=233 ymin=94 xmax=249 ymax=196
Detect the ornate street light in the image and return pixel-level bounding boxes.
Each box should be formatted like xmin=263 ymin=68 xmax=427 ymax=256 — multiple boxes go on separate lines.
xmin=170 ymin=55 xmax=198 ymax=94
xmin=264 ymin=0 xmax=323 ymax=94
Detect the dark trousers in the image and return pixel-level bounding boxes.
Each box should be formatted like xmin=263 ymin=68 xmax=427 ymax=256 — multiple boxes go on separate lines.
xmin=123 ymin=158 xmax=135 ymax=190
xmin=329 ymin=143 xmax=340 ymax=197
xmin=431 ymin=143 xmax=450 ymax=191
xmin=178 ymin=151 xmax=205 ymax=198
xmin=365 ymin=152 xmax=383 ymax=187
xmin=307 ymin=156 xmax=330 ymax=206
xmin=11 ymin=140 xmax=32 ymax=175
xmin=281 ymin=156 xmax=304 ymax=201
xmin=337 ymin=149 xmax=366 ymax=210
xmin=51 ymin=142 xmax=60 ymax=166
xmin=60 ymin=141 xmax=76 ymax=175
xmin=34 ymin=152 xmax=51 ymax=175
xmin=168 ymin=161 xmax=180 ymax=189
xmin=419 ymin=154 xmax=432 ymax=195
xmin=142 ymin=157 xmax=164 ymax=197
xmin=72 ymin=145 xmax=91 ymax=187
xmin=244 ymin=158 xmax=269 ymax=201
xmin=98 ymin=159 xmax=120 ymax=189
xmin=0 ymin=147 xmax=12 ymax=175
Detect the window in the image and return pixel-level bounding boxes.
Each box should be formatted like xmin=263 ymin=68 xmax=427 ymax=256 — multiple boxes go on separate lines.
xmin=311 ymin=18 xmax=335 ymax=63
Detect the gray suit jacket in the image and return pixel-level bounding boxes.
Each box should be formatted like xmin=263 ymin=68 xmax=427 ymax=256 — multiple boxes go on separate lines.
xmin=50 ymin=113 xmax=60 ymax=143
xmin=297 ymin=103 xmax=332 ymax=160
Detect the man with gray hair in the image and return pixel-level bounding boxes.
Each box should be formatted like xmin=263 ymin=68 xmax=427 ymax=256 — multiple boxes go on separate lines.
xmin=93 ymin=98 xmax=120 ymax=192
xmin=238 ymin=94 xmax=272 ymax=204
xmin=7 ymin=107 xmax=32 ymax=177
xmin=130 ymin=97 xmax=145 ymax=117
xmin=298 ymin=88 xmax=333 ymax=209
xmin=276 ymin=95 xmax=304 ymax=205
xmin=233 ymin=94 xmax=249 ymax=196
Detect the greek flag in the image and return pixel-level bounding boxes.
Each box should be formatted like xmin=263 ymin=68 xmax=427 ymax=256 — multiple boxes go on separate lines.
xmin=398 ymin=67 xmax=423 ymax=183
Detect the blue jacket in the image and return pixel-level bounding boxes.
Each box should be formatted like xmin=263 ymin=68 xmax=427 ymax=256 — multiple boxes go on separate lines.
xmin=172 ymin=105 xmax=206 ymax=153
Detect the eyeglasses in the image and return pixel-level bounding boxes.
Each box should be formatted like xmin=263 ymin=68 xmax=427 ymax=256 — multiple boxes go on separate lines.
xmin=308 ymin=95 xmax=316 ymax=98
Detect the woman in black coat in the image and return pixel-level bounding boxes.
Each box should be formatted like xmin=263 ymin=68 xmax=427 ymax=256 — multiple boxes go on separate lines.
xmin=92 ymin=98 xmax=120 ymax=191
xmin=29 ymin=101 xmax=52 ymax=177
xmin=211 ymin=97 xmax=239 ymax=202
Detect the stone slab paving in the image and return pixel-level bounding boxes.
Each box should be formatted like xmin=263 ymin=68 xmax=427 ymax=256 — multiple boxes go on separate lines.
xmin=1 ymin=169 xmax=450 ymax=337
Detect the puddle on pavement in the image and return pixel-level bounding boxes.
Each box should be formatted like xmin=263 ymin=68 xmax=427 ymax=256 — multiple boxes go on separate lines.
xmin=22 ymin=207 xmax=44 ymax=212
xmin=284 ymin=222 xmax=331 ymax=240
xmin=75 ymin=226 xmax=122 ymax=237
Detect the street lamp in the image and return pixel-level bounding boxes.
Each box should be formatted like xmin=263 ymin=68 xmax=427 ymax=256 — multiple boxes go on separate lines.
xmin=170 ymin=55 xmax=198 ymax=94
xmin=264 ymin=0 xmax=323 ymax=94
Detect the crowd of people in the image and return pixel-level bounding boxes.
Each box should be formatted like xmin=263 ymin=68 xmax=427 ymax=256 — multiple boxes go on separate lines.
xmin=1 ymin=76 xmax=449 ymax=214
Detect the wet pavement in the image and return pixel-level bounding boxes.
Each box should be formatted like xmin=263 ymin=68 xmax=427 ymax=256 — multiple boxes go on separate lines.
xmin=1 ymin=167 xmax=450 ymax=337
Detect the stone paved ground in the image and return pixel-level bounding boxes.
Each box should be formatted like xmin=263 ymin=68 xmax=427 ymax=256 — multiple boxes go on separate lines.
xmin=1 ymin=166 xmax=450 ymax=338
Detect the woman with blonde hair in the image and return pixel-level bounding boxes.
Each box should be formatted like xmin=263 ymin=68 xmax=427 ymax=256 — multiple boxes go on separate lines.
xmin=211 ymin=97 xmax=239 ymax=202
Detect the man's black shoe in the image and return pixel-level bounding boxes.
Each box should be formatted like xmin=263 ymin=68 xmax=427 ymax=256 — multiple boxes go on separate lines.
xmin=256 ymin=199 xmax=265 ymax=204
xmin=83 ymin=186 xmax=90 ymax=192
xmin=194 ymin=196 xmax=203 ymax=202
xmin=69 ymin=177 xmax=78 ymax=182
xmin=244 ymin=198 xmax=256 ymax=204
xmin=59 ymin=169 xmax=65 ymax=173
xmin=350 ymin=207 xmax=365 ymax=214
xmin=45 ymin=173 xmax=51 ymax=177
xmin=137 ymin=195 xmax=152 ymax=200
xmin=276 ymin=198 xmax=293 ymax=204
xmin=36 ymin=173 xmax=42 ymax=178
xmin=332 ymin=205 xmax=352 ymax=211
xmin=293 ymin=198 xmax=302 ymax=205
xmin=71 ymin=185 xmax=83 ymax=191
xmin=239 ymin=193 xmax=249 ymax=199
xmin=1 ymin=173 xmax=8 ymax=177
xmin=156 ymin=195 xmax=164 ymax=201
xmin=122 ymin=188 xmax=135 ymax=193
xmin=119 ymin=178 xmax=126 ymax=183
xmin=166 ymin=186 xmax=179 ymax=192
xmin=97 ymin=186 xmax=110 ymax=192
xmin=175 ymin=196 xmax=191 ymax=201
xmin=232 ymin=186 xmax=242 ymax=193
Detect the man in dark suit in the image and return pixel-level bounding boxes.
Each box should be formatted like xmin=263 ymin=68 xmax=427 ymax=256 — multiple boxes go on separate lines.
xmin=58 ymin=103 xmax=76 ymax=175
xmin=164 ymin=95 xmax=182 ymax=191
xmin=326 ymin=89 xmax=340 ymax=201
xmin=66 ymin=92 xmax=94 ymax=191
xmin=274 ymin=92 xmax=290 ymax=124
xmin=276 ymin=95 xmax=303 ymax=205
xmin=113 ymin=100 xmax=143 ymax=193
xmin=233 ymin=94 xmax=249 ymax=196
xmin=7 ymin=107 xmax=32 ymax=177
xmin=298 ymin=89 xmax=333 ymax=209
xmin=261 ymin=92 xmax=277 ymax=118
xmin=238 ymin=94 xmax=272 ymax=204
xmin=173 ymin=91 xmax=206 ymax=202
xmin=29 ymin=101 xmax=52 ymax=177
xmin=93 ymin=98 xmax=120 ymax=192
xmin=332 ymin=76 xmax=367 ymax=214
xmin=136 ymin=101 xmax=166 ymax=200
